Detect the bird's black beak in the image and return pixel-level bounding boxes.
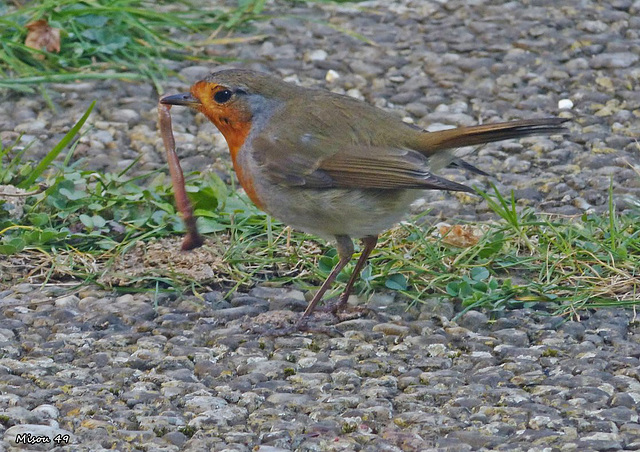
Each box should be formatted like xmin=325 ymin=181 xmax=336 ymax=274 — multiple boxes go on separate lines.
xmin=160 ymin=92 xmax=201 ymax=108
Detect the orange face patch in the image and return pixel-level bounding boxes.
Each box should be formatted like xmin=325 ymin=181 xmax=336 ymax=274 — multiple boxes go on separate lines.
xmin=191 ymin=81 xmax=264 ymax=210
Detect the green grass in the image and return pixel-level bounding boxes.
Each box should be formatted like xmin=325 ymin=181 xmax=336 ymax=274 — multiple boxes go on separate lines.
xmin=0 ymin=0 xmax=267 ymax=94
xmin=1 ymin=106 xmax=638 ymax=317
xmin=0 ymin=0 xmax=373 ymax=99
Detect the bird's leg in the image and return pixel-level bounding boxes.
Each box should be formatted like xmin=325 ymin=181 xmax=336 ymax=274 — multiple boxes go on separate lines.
xmin=334 ymin=235 xmax=378 ymax=313
xmin=298 ymin=235 xmax=354 ymax=322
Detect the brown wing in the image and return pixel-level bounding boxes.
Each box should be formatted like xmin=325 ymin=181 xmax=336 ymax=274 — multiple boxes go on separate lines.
xmin=317 ymin=147 xmax=474 ymax=192
xmin=250 ymin=134 xmax=474 ymax=193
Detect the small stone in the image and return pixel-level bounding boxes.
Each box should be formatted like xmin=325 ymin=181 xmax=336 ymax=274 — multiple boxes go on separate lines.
xmin=579 ymin=20 xmax=608 ymax=33
xmin=457 ymin=310 xmax=489 ymax=331
xmin=0 ymin=185 xmax=27 ymax=219
xmin=306 ymin=49 xmax=328 ymax=61
xmin=325 ymin=69 xmax=340 ymax=83
xmin=179 ymin=65 xmax=212 ymax=82
xmin=346 ymin=89 xmax=364 ymax=101
xmin=368 ymin=292 xmax=396 ymax=309
xmin=426 ymin=343 xmax=448 ymax=357
xmin=13 ymin=283 xmax=33 ymax=294
xmin=54 ymin=295 xmax=80 ymax=308
xmin=372 ymin=323 xmax=409 ymax=336
xmin=558 ymin=99 xmax=574 ymax=109
xmin=574 ymin=197 xmax=593 ymax=211
xmin=92 ymin=130 xmax=114 ymax=144
xmin=211 ymin=304 xmax=269 ymax=321
xmin=493 ymin=328 xmax=530 ymax=347
xmin=265 ymin=393 xmax=312 ymax=409
xmin=184 ymin=395 xmax=228 ymax=414
xmin=15 ymin=120 xmax=47 ymax=133
xmin=110 ymin=108 xmax=140 ymax=125
xmin=31 ymin=404 xmax=59 ymax=421
xmin=502 ymin=156 xmax=531 ymax=173
xmin=590 ymin=52 xmax=639 ymax=69
xmin=255 ymin=446 xmax=291 ymax=452
xmin=163 ymin=431 xmax=187 ymax=447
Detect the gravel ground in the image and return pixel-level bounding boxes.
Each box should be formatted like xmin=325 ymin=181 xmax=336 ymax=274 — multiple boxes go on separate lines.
xmin=1 ymin=0 xmax=640 ymax=450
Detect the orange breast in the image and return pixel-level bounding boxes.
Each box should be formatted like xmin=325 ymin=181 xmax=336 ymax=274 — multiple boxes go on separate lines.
xmin=209 ymin=116 xmax=264 ymax=210
xmin=228 ymin=140 xmax=265 ymax=211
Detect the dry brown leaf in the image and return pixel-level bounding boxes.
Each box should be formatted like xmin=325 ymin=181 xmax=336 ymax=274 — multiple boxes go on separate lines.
xmin=439 ymin=224 xmax=481 ymax=248
xmin=25 ymin=19 xmax=61 ymax=56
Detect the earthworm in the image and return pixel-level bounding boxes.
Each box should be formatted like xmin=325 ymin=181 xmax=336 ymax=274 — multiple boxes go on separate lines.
xmin=158 ymin=100 xmax=203 ymax=251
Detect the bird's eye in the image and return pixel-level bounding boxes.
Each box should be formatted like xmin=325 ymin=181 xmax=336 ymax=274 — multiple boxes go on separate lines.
xmin=213 ymin=89 xmax=233 ymax=104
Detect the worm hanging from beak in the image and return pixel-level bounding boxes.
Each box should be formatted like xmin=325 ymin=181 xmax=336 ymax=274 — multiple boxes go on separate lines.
xmin=158 ymin=99 xmax=203 ymax=251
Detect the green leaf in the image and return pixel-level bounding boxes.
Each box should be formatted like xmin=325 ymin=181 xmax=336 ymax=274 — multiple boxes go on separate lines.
xmin=150 ymin=210 xmax=170 ymax=226
xmin=472 ymin=281 xmax=488 ymax=292
xmin=0 ymin=237 xmax=25 ymax=255
xmin=27 ymin=213 xmax=49 ymax=227
xmin=187 ymin=186 xmax=219 ymax=211
xmin=59 ymin=187 xmax=87 ymax=200
xmin=319 ymin=255 xmax=336 ymax=273
xmin=23 ymin=228 xmax=66 ymax=245
xmin=459 ymin=281 xmax=473 ymax=298
xmin=360 ymin=264 xmax=372 ymax=283
xmin=478 ymin=233 xmax=504 ymax=258
xmin=446 ymin=282 xmax=459 ymax=296
xmin=615 ymin=246 xmax=628 ymax=259
xmin=79 ymin=214 xmax=93 ymax=228
xmin=470 ymin=267 xmax=490 ymax=282
xmin=197 ymin=217 xmax=228 ymax=233
xmin=385 ymin=273 xmax=407 ymax=291
xmin=91 ymin=215 xmax=107 ymax=228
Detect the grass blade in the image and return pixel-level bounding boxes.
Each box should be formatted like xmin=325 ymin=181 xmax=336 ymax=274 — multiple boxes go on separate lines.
xmin=17 ymin=100 xmax=96 ymax=189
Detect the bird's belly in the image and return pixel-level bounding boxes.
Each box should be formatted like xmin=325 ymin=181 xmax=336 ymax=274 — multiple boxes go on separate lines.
xmin=233 ymin=144 xmax=420 ymax=239
xmin=258 ymin=186 xmax=420 ymax=239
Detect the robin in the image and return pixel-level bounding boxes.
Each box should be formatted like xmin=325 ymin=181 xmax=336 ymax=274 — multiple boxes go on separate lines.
xmin=160 ymin=69 xmax=567 ymax=326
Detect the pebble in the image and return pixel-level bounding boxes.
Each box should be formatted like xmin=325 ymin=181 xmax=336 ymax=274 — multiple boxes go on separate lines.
xmin=14 ymin=120 xmax=46 ymax=133
xmin=558 ymin=98 xmax=574 ymax=109
xmin=372 ymin=322 xmax=410 ymax=336
xmin=54 ymin=295 xmax=80 ymax=308
xmin=110 ymin=108 xmax=140 ymax=125
xmin=590 ymin=52 xmax=639 ymax=68
xmin=325 ymin=69 xmax=340 ymax=82
xmin=305 ymin=49 xmax=328 ymax=62
xmin=178 ymin=65 xmax=212 ymax=82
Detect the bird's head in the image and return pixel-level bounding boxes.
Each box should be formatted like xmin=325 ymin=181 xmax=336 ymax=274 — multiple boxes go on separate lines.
xmin=160 ymin=69 xmax=294 ymax=152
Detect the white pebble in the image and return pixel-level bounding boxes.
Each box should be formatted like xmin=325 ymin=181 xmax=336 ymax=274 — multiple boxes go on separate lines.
xmin=325 ymin=70 xmax=340 ymax=83
xmin=307 ymin=49 xmax=327 ymax=61
xmin=346 ymin=89 xmax=364 ymax=100
xmin=558 ymin=98 xmax=574 ymax=109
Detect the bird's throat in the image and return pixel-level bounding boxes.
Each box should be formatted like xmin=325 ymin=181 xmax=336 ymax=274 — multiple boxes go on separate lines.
xmin=196 ymin=104 xmax=264 ymax=209
xmin=220 ymin=125 xmax=264 ymax=211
